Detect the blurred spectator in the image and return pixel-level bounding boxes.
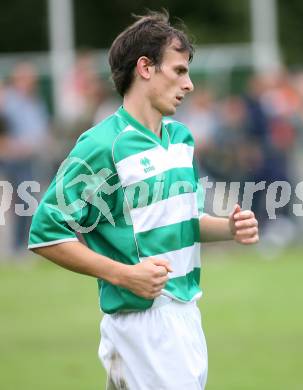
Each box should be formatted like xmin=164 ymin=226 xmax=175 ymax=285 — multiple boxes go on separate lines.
xmin=259 ymin=70 xmax=298 ymax=178
xmin=50 ymin=50 xmax=111 ymax=166
xmin=0 ymin=79 xmax=4 ymax=106
xmin=0 ymin=62 xmax=50 ymax=254
xmin=213 ymin=96 xmax=250 ymax=181
xmin=57 ymin=50 xmax=106 ymax=155
xmin=59 ymin=51 xmax=98 ymax=123
xmin=242 ymin=74 xmax=273 ymax=225
xmin=177 ymin=87 xmax=219 ymax=176
xmin=0 ymin=82 xmax=8 ymax=149
xmin=258 ymin=71 xmax=298 ymax=221
xmin=94 ymin=80 xmax=121 ymax=125
xmin=0 ymin=113 xmax=9 ymax=157
xmin=292 ymin=71 xmax=303 ymax=179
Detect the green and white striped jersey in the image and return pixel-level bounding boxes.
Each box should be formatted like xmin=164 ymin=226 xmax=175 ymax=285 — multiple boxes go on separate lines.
xmin=29 ymin=106 xmax=204 ymax=314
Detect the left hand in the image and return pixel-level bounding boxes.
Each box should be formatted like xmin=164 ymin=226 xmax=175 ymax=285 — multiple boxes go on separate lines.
xmin=229 ymin=204 xmax=259 ymax=245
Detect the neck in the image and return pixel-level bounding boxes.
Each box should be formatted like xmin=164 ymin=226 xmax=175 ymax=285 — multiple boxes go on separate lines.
xmin=123 ymin=93 xmax=162 ymax=136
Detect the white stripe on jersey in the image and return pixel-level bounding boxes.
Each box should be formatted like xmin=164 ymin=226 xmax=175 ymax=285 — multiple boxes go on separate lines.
xmin=130 ymin=192 xmax=198 ymax=233
xmin=116 ymin=143 xmax=194 ymax=187
xmin=141 ymin=243 xmax=201 ymax=278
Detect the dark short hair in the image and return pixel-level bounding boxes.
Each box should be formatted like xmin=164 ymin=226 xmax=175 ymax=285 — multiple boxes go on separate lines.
xmin=108 ymin=10 xmax=194 ymax=97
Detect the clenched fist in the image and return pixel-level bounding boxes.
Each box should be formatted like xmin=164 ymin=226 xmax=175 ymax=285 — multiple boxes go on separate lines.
xmin=229 ymin=204 xmax=259 ymax=245
xmin=119 ymin=258 xmax=173 ymax=299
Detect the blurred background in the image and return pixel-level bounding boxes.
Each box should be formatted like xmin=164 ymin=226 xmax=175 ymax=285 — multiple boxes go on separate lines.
xmin=0 ymin=1 xmax=302 ymax=389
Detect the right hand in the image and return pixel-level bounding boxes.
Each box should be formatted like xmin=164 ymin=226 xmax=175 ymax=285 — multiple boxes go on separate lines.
xmin=119 ymin=258 xmax=173 ymax=299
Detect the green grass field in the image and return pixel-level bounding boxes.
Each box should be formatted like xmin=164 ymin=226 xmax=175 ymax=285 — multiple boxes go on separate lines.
xmin=1 ymin=244 xmax=302 ymax=390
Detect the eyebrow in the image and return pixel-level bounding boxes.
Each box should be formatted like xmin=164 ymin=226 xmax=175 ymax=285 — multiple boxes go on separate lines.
xmin=174 ymin=65 xmax=189 ymax=73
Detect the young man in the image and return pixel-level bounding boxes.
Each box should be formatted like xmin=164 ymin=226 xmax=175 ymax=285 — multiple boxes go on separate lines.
xmin=29 ymin=11 xmax=259 ymax=390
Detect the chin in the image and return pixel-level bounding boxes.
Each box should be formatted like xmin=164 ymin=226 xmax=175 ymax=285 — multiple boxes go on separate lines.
xmin=161 ymin=106 xmax=176 ymax=116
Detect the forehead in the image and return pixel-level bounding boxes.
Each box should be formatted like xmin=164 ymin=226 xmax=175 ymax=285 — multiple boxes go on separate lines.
xmin=161 ymin=40 xmax=190 ymax=66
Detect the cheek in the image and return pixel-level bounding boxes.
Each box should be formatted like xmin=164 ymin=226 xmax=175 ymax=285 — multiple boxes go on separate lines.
xmin=149 ymin=75 xmax=177 ymax=104
xmin=150 ymin=85 xmax=167 ymax=102
xmin=158 ymin=84 xmax=175 ymax=100
xmin=153 ymin=74 xmax=175 ymax=93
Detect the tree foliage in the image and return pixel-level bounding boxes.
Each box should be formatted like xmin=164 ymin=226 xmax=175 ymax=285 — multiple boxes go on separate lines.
xmin=0 ymin=0 xmax=48 ymax=52
xmin=74 ymin=0 xmax=250 ymax=47
xmin=0 ymin=0 xmax=302 ymax=66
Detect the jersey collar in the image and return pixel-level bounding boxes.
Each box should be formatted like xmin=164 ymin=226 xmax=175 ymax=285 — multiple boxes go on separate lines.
xmin=116 ymin=106 xmax=170 ymax=150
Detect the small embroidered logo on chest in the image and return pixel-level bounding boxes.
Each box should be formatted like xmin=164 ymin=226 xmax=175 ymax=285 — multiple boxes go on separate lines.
xmin=140 ymin=157 xmax=155 ymax=173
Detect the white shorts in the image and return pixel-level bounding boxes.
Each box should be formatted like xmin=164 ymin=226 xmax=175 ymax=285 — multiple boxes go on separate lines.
xmin=98 ymin=299 xmax=208 ymax=390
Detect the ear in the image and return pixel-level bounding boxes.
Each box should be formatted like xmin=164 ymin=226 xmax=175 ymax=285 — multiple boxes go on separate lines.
xmin=136 ymin=56 xmax=153 ymax=80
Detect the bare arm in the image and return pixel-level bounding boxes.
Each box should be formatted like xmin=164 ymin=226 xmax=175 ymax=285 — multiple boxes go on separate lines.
xmin=32 ymin=241 xmax=172 ymax=299
xmin=199 ymin=205 xmax=259 ymax=244
xmin=199 ymin=214 xmax=233 ymax=242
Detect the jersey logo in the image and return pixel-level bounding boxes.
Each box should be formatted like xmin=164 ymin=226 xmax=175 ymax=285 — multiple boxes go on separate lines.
xmin=140 ymin=157 xmax=155 ymax=173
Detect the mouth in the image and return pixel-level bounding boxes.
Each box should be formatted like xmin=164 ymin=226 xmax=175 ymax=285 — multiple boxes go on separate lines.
xmin=175 ymin=96 xmax=183 ymax=104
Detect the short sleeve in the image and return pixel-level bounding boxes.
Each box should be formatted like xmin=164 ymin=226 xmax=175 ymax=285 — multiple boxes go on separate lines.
xmin=28 ymin=134 xmax=114 ymax=248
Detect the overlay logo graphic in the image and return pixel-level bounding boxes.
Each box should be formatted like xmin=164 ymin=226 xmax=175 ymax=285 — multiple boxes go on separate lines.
xmin=53 ymin=157 xmax=120 ymax=233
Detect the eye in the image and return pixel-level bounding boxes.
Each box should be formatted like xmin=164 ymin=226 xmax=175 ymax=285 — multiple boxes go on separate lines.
xmin=175 ymin=67 xmax=188 ymax=75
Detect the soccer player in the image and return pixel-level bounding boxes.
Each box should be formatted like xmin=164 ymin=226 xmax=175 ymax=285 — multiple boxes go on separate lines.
xmin=28 ymin=10 xmax=259 ymax=390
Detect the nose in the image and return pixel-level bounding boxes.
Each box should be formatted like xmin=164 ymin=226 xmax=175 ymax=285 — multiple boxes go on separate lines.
xmin=183 ymin=75 xmax=194 ymax=93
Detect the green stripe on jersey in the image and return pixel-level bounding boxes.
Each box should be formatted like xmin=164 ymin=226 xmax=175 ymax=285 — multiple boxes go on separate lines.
xmin=164 ymin=267 xmax=201 ymax=301
xmin=136 ymin=219 xmax=200 ymax=258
